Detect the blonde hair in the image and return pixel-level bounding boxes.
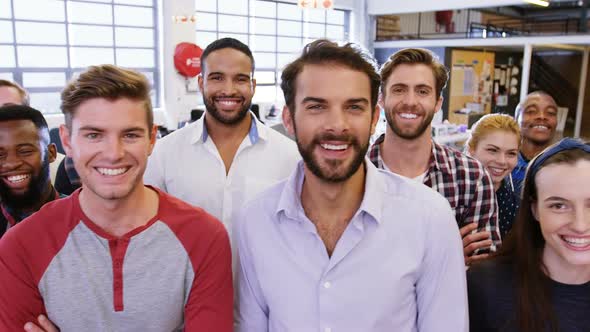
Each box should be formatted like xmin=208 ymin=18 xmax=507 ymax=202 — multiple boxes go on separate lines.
xmin=466 ymin=114 xmax=521 ymax=151
xmin=61 ymin=64 xmax=152 ymax=135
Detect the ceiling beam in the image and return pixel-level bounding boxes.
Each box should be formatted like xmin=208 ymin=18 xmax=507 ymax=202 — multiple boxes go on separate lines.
xmin=374 ymin=35 xmax=590 ymax=49
xmin=367 ymin=0 xmax=524 ymax=15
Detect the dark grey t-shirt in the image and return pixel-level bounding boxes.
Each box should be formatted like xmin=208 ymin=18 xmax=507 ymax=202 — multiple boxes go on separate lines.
xmin=468 ymin=259 xmax=590 ymax=332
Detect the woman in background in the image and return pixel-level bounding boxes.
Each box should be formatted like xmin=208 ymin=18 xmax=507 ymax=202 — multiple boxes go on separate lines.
xmin=466 ymin=114 xmax=520 ymax=237
xmin=468 ymin=138 xmax=590 ymax=332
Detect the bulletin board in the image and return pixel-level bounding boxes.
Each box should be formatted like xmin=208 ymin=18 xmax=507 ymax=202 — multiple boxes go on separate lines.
xmin=448 ymin=50 xmax=495 ymax=125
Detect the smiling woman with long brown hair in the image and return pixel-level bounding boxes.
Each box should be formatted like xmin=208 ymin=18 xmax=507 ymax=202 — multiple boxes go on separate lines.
xmin=467 ymin=138 xmax=590 ymax=332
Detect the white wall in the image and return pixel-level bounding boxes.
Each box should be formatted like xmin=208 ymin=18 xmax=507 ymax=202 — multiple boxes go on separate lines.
xmin=368 ymin=0 xmax=523 ymax=15
xmin=162 ymin=0 xmax=198 ymax=128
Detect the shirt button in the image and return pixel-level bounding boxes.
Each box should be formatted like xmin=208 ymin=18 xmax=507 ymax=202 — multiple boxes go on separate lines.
xmin=323 ymin=281 xmax=331 ymax=289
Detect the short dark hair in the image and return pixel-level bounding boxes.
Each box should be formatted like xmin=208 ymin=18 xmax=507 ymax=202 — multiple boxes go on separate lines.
xmin=200 ymin=37 xmax=255 ymax=74
xmin=514 ymin=90 xmax=556 ymax=123
xmin=0 ymin=79 xmax=30 ymax=105
xmin=61 ymin=64 xmax=153 ymax=136
xmin=280 ymin=39 xmax=380 ymax=113
xmin=0 ymin=104 xmax=50 ymax=145
xmin=380 ymin=48 xmax=448 ymax=99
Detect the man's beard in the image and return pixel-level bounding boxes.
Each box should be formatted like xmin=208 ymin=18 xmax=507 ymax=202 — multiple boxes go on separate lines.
xmin=203 ymin=94 xmax=251 ymax=126
xmin=527 ymin=135 xmax=553 ymax=147
xmin=0 ymin=153 xmax=51 ymax=211
xmin=294 ymin=125 xmax=369 ymax=183
xmin=385 ymin=105 xmax=434 ymax=140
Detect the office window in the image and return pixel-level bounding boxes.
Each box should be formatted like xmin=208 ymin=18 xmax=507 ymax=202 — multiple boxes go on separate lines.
xmin=195 ymin=0 xmax=350 ymax=104
xmin=0 ymin=0 xmax=160 ymax=114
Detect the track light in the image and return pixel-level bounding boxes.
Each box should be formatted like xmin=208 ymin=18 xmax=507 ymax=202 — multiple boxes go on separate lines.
xmin=524 ymin=0 xmax=550 ymax=7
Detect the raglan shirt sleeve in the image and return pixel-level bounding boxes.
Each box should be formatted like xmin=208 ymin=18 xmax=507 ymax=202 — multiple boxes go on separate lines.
xmin=0 ymin=228 xmax=46 ymax=330
xmin=183 ymin=215 xmax=233 ymax=332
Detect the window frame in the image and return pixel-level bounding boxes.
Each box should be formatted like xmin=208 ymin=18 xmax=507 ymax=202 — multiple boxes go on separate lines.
xmin=195 ymin=0 xmax=350 ymax=104
xmin=0 ymin=0 xmax=161 ymax=114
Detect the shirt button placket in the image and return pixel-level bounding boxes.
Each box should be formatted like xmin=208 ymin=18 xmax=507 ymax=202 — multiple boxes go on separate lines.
xmin=320 ymin=278 xmax=333 ymax=332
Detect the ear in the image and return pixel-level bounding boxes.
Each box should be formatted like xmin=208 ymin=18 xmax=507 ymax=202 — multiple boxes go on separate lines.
xmin=282 ymin=105 xmax=295 ymax=136
xmin=370 ymin=106 xmax=380 ymax=135
xmin=59 ymin=124 xmax=73 ymax=157
xmin=251 ymin=78 xmax=257 ymax=94
xmin=434 ymin=96 xmax=443 ymax=113
xmin=148 ymin=124 xmax=158 ymax=155
xmin=47 ymin=143 xmax=57 ymax=163
xmin=198 ymin=74 xmax=204 ymax=92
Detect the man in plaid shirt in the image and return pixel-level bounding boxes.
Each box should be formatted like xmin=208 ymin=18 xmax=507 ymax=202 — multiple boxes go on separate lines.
xmin=369 ymin=48 xmax=500 ymax=265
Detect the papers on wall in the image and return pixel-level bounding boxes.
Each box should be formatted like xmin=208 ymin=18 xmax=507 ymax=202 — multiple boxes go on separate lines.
xmin=451 ymin=64 xmax=475 ymax=96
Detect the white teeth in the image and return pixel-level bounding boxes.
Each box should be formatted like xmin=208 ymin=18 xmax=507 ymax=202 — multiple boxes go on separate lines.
xmin=321 ymin=143 xmax=348 ymax=151
xmin=97 ymin=167 xmax=127 ymax=176
xmin=562 ymin=236 xmax=590 ymax=246
xmin=216 ymin=100 xmax=239 ymax=106
xmin=533 ymin=125 xmax=548 ymax=130
xmin=399 ymin=113 xmax=418 ymax=119
xmin=6 ymin=174 xmax=29 ymax=183
xmin=488 ymin=167 xmax=505 ymax=175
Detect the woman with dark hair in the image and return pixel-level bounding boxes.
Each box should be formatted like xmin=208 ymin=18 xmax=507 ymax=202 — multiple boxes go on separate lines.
xmin=467 ymin=138 xmax=590 ymax=332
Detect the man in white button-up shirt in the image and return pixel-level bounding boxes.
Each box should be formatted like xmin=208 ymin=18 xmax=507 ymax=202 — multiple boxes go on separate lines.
xmin=234 ymin=40 xmax=468 ymax=332
xmin=144 ymin=38 xmax=300 ymax=239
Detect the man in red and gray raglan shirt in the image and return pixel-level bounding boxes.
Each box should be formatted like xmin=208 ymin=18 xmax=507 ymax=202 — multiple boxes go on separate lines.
xmin=0 ymin=64 xmax=233 ymax=332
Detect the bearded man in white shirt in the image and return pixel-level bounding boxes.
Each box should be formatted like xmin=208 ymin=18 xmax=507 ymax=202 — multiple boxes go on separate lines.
xmin=144 ymin=38 xmax=300 ymax=240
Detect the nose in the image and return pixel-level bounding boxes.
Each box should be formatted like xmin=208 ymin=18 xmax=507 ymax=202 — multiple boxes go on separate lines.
xmin=103 ymin=137 xmax=125 ymax=161
xmin=569 ymin=208 xmax=590 ymax=234
xmin=402 ymin=91 xmax=418 ymax=107
xmin=220 ymin=78 xmax=238 ymax=95
xmin=497 ymin=153 xmax=507 ymax=166
xmin=325 ymin=107 xmax=349 ymax=134
xmin=536 ymin=109 xmax=550 ymax=120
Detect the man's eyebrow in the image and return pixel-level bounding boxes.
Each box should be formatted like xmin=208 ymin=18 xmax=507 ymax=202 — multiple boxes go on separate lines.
xmin=345 ymin=98 xmax=369 ymax=105
xmin=301 ymin=97 xmax=327 ymax=104
xmin=78 ymin=126 xmax=105 ymax=132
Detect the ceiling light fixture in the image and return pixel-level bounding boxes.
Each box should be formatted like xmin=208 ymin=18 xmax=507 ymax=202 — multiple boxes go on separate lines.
xmin=524 ymin=0 xmax=550 ymax=7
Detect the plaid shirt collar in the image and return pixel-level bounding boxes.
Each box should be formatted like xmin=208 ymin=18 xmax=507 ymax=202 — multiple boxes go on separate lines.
xmin=65 ymin=157 xmax=81 ymax=186
xmin=368 ymin=134 xmax=452 ymax=179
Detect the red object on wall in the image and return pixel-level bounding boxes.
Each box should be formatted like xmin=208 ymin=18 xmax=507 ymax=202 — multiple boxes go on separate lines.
xmin=435 ymin=10 xmax=455 ymax=33
xmin=174 ymin=42 xmax=203 ymax=78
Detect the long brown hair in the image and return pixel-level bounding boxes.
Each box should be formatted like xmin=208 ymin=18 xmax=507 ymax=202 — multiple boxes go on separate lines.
xmin=497 ymin=139 xmax=590 ymax=331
